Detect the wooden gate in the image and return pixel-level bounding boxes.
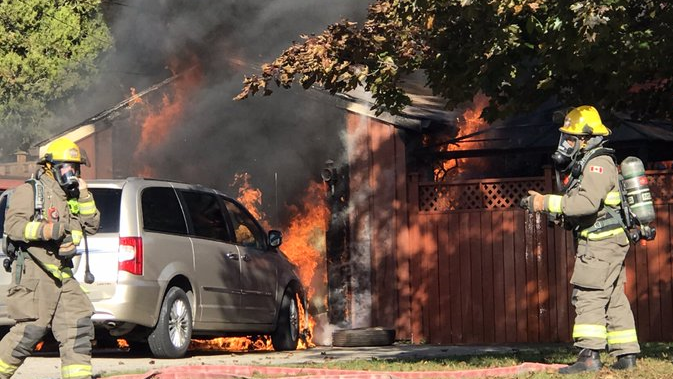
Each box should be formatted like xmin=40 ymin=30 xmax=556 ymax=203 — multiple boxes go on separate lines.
xmin=371 ymin=168 xmax=673 ymax=344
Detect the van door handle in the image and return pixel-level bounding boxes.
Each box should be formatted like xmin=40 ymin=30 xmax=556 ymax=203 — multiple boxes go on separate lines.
xmin=226 ymin=253 xmax=239 ymax=260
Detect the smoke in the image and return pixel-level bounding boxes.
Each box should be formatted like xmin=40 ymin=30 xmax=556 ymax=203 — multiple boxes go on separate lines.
xmin=52 ymin=0 xmax=367 ymax=224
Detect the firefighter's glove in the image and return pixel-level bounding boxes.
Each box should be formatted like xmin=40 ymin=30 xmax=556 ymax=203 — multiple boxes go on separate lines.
xmin=40 ymin=221 xmax=66 ymax=241
xmin=58 ymin=235 xmax=77 ymax=258
xmin=528 ymin=190 xmax=545 ymax=212
xmin=520 ymin=191 xmax=545 ymax=213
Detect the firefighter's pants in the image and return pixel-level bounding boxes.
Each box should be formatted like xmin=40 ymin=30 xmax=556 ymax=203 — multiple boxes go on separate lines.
xmin=569 ymin=235 xmax=640 ymax=357
xmin=0 ymin=259 xmax=94 ymax=379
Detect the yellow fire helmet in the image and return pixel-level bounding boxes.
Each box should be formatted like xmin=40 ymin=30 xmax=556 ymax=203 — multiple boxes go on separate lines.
xmin=559 ymin=105 xmax=611 ymax=136
xmin=40 ymin=137 xmax=88 ymax=165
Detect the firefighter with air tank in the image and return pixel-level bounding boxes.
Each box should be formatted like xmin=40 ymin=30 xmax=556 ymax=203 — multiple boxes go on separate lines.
xmin=520 ymin=105 xmax=655 ymax=374
xmin=0 ymin=137 xmax=100 ymax=379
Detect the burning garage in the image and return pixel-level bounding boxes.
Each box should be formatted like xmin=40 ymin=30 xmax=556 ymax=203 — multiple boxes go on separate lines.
xmin=328 ymin=84 xmax=673 ymax=345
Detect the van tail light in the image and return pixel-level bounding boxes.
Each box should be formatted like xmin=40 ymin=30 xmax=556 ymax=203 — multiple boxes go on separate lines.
xmin=118 ymin=237 xmax=143 ymax=275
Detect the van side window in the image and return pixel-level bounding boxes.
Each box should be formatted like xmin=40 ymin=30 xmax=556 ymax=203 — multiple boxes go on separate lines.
xmin=222 ymin=199 xmax=265 ymax=249
xmin=180 ymin=191 xmax=231 ymax=242
xmin=142 ymin=187 xmax=187 ymax=235
xmin=88 ymin=188 xmax=121 ymax=233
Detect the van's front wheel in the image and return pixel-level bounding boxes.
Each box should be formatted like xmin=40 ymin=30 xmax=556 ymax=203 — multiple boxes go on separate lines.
xmin=148 ymin=287 xmax=192 ymax=358
xmin=271 ymin=289 xmax=299 ymax=351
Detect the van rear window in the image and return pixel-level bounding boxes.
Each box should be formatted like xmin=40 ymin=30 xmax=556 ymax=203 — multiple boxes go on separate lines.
xmin=89 ymin=188 xmax=121 ymax=233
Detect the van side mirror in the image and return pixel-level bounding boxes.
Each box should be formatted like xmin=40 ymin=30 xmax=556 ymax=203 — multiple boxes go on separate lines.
xmin=268 ymin=230 xmax=282 ymax=248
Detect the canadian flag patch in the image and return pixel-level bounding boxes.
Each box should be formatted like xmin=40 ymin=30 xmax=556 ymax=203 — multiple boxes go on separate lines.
xmin=589 ymin=165 xmax=604 ymax=174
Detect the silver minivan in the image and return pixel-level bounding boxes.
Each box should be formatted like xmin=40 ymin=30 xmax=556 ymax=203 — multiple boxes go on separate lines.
xmin=0 ymin=178 xmax=306 ymax=358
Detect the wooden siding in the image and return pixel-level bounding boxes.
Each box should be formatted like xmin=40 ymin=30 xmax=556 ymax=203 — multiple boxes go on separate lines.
xmin=392 ymin=183 xmax=673 ymax=343
xmin=349 ymin=114 xmax=673 ymax=344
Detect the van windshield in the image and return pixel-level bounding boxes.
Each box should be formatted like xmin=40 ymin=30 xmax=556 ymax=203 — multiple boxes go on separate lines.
xmin=88 ymin=188 xmax=121 ymax=233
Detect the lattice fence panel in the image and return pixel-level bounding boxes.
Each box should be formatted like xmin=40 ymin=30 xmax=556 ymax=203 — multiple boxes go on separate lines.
xmin=419 ymin=178 xmax=546 ymax=212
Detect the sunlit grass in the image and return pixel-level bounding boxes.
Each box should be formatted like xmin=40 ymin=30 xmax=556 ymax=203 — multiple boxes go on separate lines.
xmin=283 ymin=343 xmax=673 ymax=378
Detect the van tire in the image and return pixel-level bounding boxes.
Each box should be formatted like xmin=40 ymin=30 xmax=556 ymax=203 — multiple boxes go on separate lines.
xmin=148 ymin=287 xmax=192 ymax=358
xmin=271 ymin=289 xmax=299 ymax=351
xmin=332 ymin=327 xmax=396 ymax=347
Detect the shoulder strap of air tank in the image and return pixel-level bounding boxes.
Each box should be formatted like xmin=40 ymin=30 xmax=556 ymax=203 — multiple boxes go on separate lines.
xmin=581 ymin=147 xmax=616 ymax=168
xmin=571 ymin=147 xmax=616 ymax=178
xmin=562 ymin=147 xmax=616 ymax=192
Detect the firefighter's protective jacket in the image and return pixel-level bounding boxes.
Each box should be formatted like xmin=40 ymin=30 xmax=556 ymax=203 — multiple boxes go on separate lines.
xmin=542 ymin=154 xmax=624 ymax=240
xmin=4 ymin=173 xmax=100 ymax=280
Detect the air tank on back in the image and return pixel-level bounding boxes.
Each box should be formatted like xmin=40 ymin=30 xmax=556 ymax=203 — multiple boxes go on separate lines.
xmin=620 ymin=156 xmax=655 ymax=224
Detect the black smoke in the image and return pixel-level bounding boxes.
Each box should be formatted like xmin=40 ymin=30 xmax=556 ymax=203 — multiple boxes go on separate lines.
xmin=55 ymin=0 xmax=366 ymax=226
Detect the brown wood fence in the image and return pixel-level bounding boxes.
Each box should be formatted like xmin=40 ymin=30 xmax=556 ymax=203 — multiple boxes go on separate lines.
xmin=371 ymin=167 xmax=673 ymax=344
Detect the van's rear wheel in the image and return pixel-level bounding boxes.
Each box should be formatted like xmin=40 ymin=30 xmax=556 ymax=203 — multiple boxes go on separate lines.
xmin=148 ymin=287 xmax=192 ymax=358
xmin=271 ymin=289 xmax=299 ymax=351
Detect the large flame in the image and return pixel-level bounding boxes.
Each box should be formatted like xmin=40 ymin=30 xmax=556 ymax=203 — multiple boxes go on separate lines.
xmin=434 ymin=93 xmax=489 ymax=181
xmin=281 ymin=181 xmax=329 ymax=300
xmin=131 ymin=60 xmax=202 ymax=177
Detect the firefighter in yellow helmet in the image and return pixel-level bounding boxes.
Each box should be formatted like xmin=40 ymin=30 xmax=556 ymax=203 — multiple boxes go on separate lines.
xmin=520 ymin=106 xmax=639 ymax=373
xmin=0 ymin=137 xmax=100 ymax=379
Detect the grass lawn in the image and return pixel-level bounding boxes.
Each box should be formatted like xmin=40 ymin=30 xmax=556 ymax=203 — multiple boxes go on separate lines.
xmin=287 ymin=343 xmax=673 ymax=378
xmin=98 ymin=343 xmax=673 ymax=378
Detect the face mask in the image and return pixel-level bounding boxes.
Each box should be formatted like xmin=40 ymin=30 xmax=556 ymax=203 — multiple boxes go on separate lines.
xmin=52 ymin=162 xmax=81 ymax=198
xmin=551 ymin=134 xmax=580 ymax=172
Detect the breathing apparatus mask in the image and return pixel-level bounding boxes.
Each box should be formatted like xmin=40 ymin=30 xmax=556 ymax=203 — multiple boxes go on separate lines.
xmin=551 ymin=133 xmax=581 ymax=172
xmin=552 ymin=134 xmax=605 ymax=172
xmin=52 ymin=161 xmax=81 ymax=198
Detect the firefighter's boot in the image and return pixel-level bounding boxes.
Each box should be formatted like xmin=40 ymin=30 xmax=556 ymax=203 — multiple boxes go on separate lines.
xmin=611 ymin=354 xmax=636 ymax=370
xmin=559 ymin=348 xmax=602 ymax=374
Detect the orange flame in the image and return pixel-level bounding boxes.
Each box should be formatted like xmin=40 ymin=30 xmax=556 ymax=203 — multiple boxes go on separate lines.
xmin=281 ymin=181 xmax=329 ymax=300
xmin=231 ymin=172 xmax=269 ymax=229
xmin=297 ymin=293 xmax=316 ymax=348
xmin=131 ymin=60 xmax=202 ymax=177
xmin=434 ymin=93 xmax=489 ymax=181
xmin=190 ymin=336 xmax=274 ymax=352
xmin=128 ymin=87 xmax=143 ymax=106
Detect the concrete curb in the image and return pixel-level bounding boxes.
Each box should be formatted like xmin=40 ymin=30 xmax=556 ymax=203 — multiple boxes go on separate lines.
xmin=101 ymin=362 xmax=568 ymax=379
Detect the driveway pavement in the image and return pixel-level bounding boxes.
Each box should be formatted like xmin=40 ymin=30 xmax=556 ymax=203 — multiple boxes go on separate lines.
xmin=10 ymin=344 xmax=564 ymax=378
